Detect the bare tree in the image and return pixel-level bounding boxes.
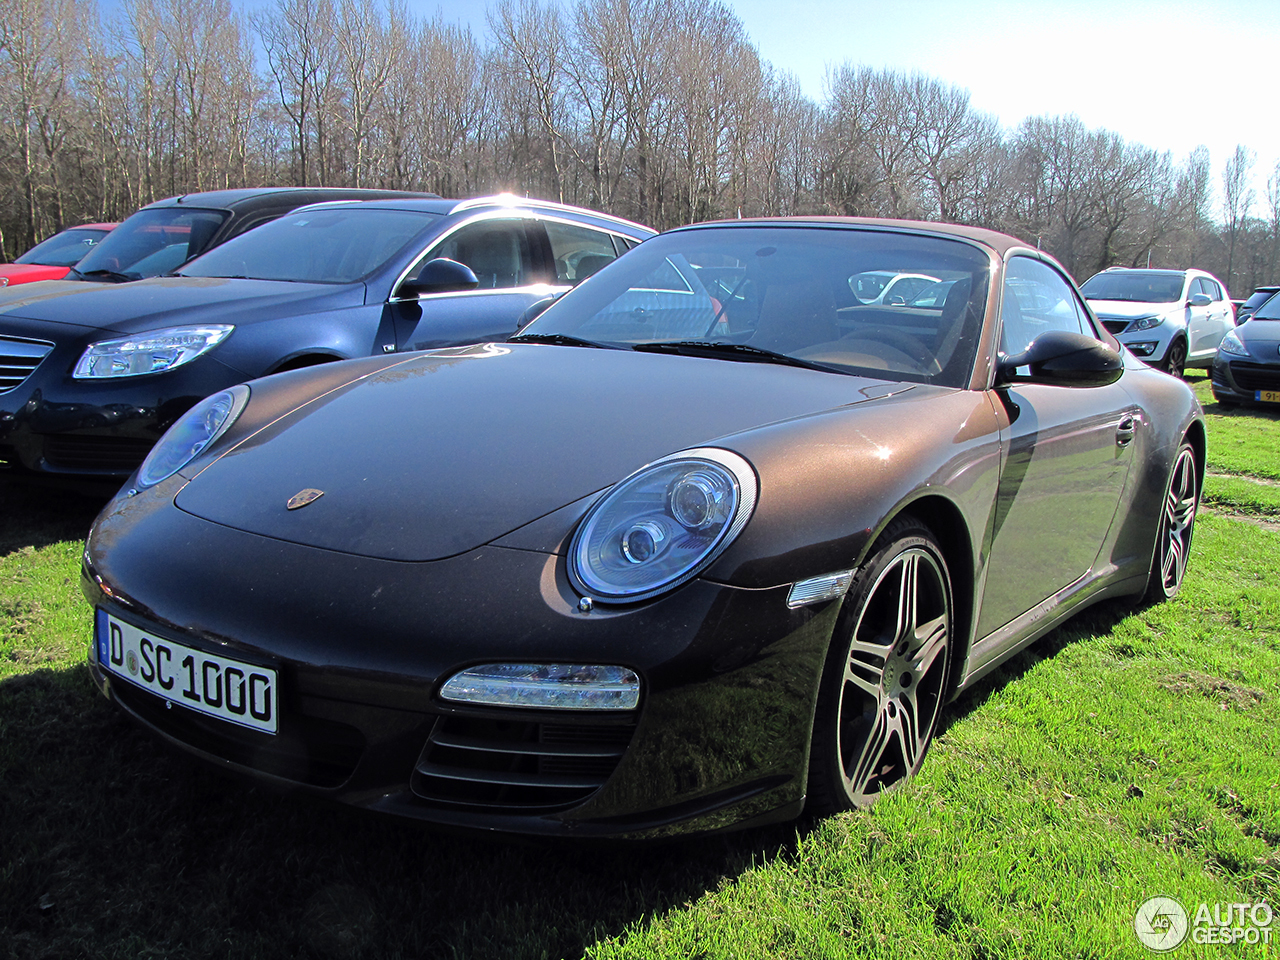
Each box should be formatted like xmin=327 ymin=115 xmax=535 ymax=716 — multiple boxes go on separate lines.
xmin=1222 ymin=144 xmax=1256 ymax=290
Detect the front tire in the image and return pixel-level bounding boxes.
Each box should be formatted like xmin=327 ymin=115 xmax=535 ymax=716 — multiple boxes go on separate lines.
xmin=1144 ymin=442 xmax=1199 ymax=602
xmin=1159 ymin=338 xmax=1187 ymax=379
xmin=807 ymin=518 xmax=953 ymax=814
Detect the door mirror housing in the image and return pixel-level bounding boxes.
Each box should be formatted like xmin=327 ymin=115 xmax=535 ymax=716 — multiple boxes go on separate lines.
xmin=1188 ymin=292 xmax=1212 ymax=307
xmin=397 ymin=258 xmax=479 ymax=298
xmin=997 ymin=330 xmax=1124 ymax=388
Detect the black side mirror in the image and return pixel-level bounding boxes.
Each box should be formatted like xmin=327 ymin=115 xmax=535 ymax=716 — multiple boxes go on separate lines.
xmin=997 ymin=330 xmax=1124 ymax=388
xmin=397 ymin=258 xmax=479 ymax=298
xmin=515 ymin=294 xmax=563 ymax=329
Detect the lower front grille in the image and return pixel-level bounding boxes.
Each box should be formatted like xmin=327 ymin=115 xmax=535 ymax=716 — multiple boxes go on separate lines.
xmin=0 ymin=335 xmax=54 ymax=393
xmin=412 ymin=714 xmax=637 ymax=811
xmin=43 ymin=434 xmax=155 ymax=471
xmin=113 ymin=680 xmax=365 ymax=788
xmin=1228 ymin=361 xmax=1280 ymax=392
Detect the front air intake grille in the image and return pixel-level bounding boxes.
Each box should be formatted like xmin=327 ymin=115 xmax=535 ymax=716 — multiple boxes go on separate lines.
xmin=43 ymin=435 xmax=155 ymax=471
xmin=1100 ymin=319 xmax=1129 ymax=335
xmin=411 ymin=714 xmax=637 ymax=811
xmin=1228 ymin=361 xmax=1280 ymax=393
xmin=0 ymin=335 xmax=54 ymax=393
xmin=113 ymin=680 xmax=365 ymax=788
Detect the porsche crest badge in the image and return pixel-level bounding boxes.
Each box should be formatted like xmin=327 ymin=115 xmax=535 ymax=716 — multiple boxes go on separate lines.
xmin=287 ymin=488 xmax=325 ymax=510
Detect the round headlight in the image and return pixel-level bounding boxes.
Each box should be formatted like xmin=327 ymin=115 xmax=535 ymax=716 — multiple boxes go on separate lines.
xmin=569 ymin=448 xmax=757 ymax=603
xmin=136 ymin=385 xmax=249 ymax=488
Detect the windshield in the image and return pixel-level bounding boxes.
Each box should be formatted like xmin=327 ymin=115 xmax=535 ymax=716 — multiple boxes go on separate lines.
xmin=180 ymin=207 xmax=439 ymax=284
xmin=519 ymin=225 xmax=991 ymax=387
xmin=16 ymin=227 xmax=113 ymax=267
xmin=1242 ymin=289 xmax=1278 ymax=311
xmin=74 ymin=207 xmax=229 ymax=280
xmin=1252 ymin=293 xmax=1280 ymax=321
xmin=1080 ymin=271 xmax=1184 ymax=303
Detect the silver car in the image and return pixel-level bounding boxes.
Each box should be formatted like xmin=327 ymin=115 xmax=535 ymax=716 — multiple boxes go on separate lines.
xmin=1081 ymin=267 xmax=1234 ymax=377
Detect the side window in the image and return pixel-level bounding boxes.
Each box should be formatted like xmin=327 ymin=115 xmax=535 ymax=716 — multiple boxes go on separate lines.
xmin=424 ymin=220 xmax=536 ymax=290
xmin=544 ymin=221 xmax=619 ymax=284
xmin=1202 ymin=278 xmax=1222 ymax=301
xmin=613 ymin=235 xmax=640 ymax=255
xmin=1000 ymin=257 xmax=1089 ymax=356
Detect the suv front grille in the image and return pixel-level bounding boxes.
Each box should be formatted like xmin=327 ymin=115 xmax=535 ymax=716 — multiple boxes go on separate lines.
xmin=1100 ymin=319 xmax=1129 ymax=335
xmin=0 ymin=335 xmax=54 ymax=393
xmin=1228 ymin=361 xmax=1280 ymax=393
xmin=412 ymin=714 xmax=636 ymax=811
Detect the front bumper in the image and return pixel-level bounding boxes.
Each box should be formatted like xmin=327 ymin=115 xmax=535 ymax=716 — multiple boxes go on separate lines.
xmin=82 ymin=490 xmax=834 ymax=839
xmin=1211 ymin=354 xmax=1280 ymax=405
xmin=0 ymin=340 xmax=248 ymax=478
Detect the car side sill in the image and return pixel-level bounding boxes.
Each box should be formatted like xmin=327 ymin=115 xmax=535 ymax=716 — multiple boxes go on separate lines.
xmin=954 ymin=564 xmax=1147 ymax=696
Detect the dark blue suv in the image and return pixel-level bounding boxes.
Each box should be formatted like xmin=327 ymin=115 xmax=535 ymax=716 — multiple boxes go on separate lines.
xmin=0 ymin=195 xmax=653 ymax=480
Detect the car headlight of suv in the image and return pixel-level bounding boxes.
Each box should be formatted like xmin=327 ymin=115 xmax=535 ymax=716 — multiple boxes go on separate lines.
xmin=1218 ymin=330 xmax=1249 ymax=358
xmin=135 ymin=385 xmax=249 ymax=488
xmin=1129 ymin=314 xmax=1164 ymax=331
xmin=569 ymin=447 xmax=758 ymax=603
xmin=74 ymin=324 xmax=234 ymax=379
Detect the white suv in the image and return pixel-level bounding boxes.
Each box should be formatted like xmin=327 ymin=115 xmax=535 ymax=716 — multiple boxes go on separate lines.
xmin=1080 ymin=267 xmax=1234 ymax=377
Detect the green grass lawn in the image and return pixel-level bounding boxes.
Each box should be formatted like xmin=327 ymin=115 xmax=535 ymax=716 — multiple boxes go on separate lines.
xmin=2 ymin=376 xmax=1278 ymax=959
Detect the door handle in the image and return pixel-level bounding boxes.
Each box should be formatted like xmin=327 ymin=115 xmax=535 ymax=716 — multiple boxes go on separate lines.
xmin=1116 ymin=416 xmax=1136 ymax=447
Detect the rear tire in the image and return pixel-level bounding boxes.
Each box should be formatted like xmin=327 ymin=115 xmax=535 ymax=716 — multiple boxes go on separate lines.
xmin=1143 ymin=442 xmax=1199 ymax=603
xmin=807 ymin=518 xmax=952 ymax=815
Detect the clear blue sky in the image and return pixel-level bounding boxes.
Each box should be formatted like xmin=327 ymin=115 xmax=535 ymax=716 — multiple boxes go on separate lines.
xmin=406 ymin=0 xmax=1278 ymax=216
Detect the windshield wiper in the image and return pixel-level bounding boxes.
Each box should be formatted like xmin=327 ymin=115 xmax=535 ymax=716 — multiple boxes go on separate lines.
xmin=508 ymin=332 xmax=616 ymax=349
xmin=75 ymin=268 xmax=139 ymax=283
xmin=631 ymin=340 xmax=844 ymax=373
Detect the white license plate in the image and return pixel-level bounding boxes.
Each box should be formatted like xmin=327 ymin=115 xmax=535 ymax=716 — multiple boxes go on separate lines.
xmin=96 ymin=610 xmax=278 ymax=734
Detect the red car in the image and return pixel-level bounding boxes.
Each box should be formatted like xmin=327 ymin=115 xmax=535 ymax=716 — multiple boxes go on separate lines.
xmin=0 ymin=223 xmax=118 ymax=286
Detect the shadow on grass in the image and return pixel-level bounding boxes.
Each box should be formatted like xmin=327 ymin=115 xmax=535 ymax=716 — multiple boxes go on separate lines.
xmin=0 ymin=473 xmax=114 ymax=555
xmin=938 ymin=594 xmax=1138 ymax=735
xmin=0 ymin=665 xmax=804 ymax=960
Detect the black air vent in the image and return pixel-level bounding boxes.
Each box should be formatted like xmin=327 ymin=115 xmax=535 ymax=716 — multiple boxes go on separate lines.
xmin=1228 ymin=361 xmax=1280 ymax=393
xmin=0 ymin=335 xmax=54 ymax=393
xmin=1100 ymin=319 xmax=1128 ymax=335
xmin=411 ymin=714 xmax=636 ymax=811
xmin=43 ymin=435 xmax=155 ymax=471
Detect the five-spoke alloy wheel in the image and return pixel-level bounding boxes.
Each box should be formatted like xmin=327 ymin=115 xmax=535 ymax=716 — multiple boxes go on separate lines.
xmin=808 ymin=518 xmax=952 ymax=812
xmin=1145 ymin=441 xmax=1199 ymax=601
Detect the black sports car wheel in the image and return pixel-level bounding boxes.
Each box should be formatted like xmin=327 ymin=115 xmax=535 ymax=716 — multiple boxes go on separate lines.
xmin=1144 ymin=442 xmax=1199 ymax=602
xmin=808 ymin=518 xmax=952 ymax=813
xmin=1160 ymin=338 xmax=1187 ymax=379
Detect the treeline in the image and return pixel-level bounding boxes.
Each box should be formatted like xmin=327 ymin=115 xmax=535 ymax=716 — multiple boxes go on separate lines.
xmin=2 ymin=0 xmax=1277 ymax=291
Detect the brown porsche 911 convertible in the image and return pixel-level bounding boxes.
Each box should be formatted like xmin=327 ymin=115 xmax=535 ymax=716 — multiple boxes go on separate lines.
xmin=82 ymin=217 xmax=1203 ymax=839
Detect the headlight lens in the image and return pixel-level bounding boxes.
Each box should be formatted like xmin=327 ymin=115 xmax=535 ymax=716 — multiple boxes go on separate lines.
xmin=1130 ymin=314 xmax=1164 ymax=331
xmin=569 ymin=447 xmax=757 ymax=603
xmin=1219 ymin=330 xmax=1249 ymax=357
xmin=136 ymin=385 xmax=249 ymax=488
xmin=74 ymin=324 xmax=233 ymax=378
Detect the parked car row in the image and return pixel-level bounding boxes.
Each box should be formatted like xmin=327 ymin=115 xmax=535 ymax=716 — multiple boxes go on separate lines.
xmin=1 ymin=195 xmax=1224 ymax=839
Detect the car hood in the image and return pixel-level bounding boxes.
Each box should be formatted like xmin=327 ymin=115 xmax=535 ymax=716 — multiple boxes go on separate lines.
xmin=1086 ymin=299 xmax=1180 ymax=319
xmin=175 ymin=343 xmax=911 ymax=561
xmin=1237 ymin=319 xmax=1280 ymax=348
xmin=0 ymin=264 xmax=70 ymax=285
xmin=0 ymin=276 xmax=361 ymax=333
